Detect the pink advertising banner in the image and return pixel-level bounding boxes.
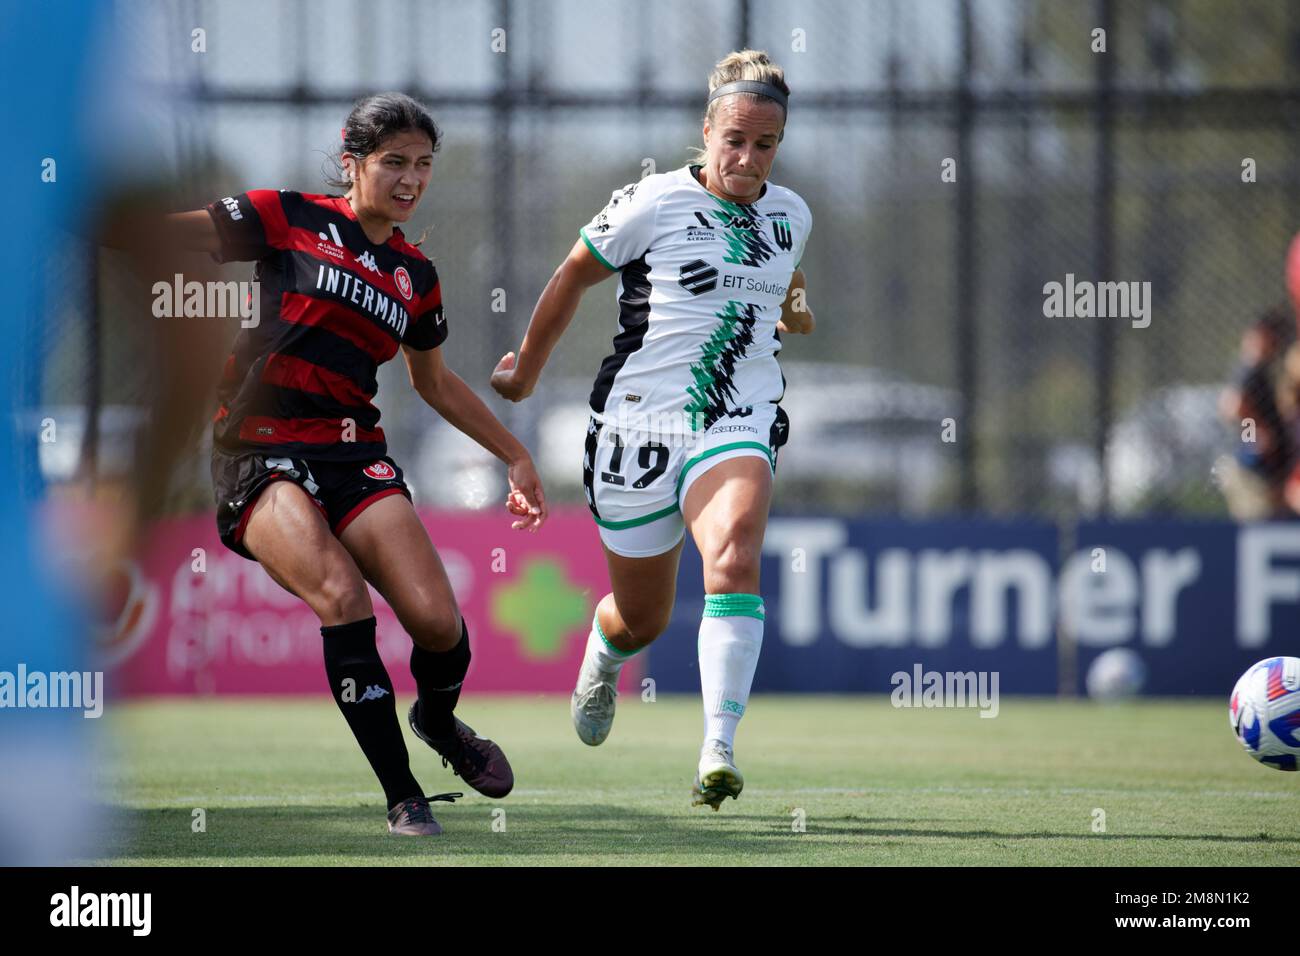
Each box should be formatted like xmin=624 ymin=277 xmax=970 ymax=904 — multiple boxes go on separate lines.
xmin=99 ymin=508 xmax=643 ymax=696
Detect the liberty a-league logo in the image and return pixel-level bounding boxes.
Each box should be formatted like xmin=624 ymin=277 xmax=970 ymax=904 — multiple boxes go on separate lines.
xmin=678 ymin=259 xmax=718 ymax=295
xmin=316 ymin=221 xmax=346 ymax=261
xmin=769 ymin=213 xmax=793 ymax=252
xmin=686 ymin=211 xmax=718 ymax=242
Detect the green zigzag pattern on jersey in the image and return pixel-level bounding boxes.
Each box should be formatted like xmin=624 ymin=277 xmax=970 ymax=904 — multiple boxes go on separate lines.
xmin=708 ymin=195 xmax=776 ymax=268
xmin=684 ymin=299 xmax=759 ymax=432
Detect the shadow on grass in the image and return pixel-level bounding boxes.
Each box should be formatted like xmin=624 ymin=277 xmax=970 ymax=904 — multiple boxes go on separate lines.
xmin=799 ymin=822 xmax=1300 ymax=842
xmin=92 ymin=804 xmax=1295 ymax=863
xmin=93 ymin=802 xmax=827 ymax=862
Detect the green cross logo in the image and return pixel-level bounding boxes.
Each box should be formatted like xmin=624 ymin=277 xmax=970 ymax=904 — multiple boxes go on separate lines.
xmin=490 ymin=557 xmax=590 ymax=660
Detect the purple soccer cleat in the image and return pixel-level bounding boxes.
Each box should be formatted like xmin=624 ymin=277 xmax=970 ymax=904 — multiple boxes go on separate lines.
xmin=408 ymin=703 xmax=515 ymax=799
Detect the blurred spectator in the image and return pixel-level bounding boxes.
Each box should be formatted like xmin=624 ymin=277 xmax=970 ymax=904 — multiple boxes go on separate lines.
xmin=1218 ymin=305 xmax=1294 ymax=519
xmin=0 ymin=0 xmax=222 ymax=864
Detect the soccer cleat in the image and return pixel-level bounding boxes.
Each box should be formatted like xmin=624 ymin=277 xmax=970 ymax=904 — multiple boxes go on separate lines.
xmin=386 ymin=796 xmax=443 ymax=836
xmin=691 ymin=742 xmax=743 ymax=811
xmin=571 ymin=656 xmax=618 ymax=746
xmin=408 ymin=703 xmax=514 ymax=798
xmin=385 ymin=791 xmax=461 ymax=835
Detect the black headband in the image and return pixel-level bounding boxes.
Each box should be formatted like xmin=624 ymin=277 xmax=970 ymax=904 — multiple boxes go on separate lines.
xmin=706 ymin=80 xmax=788 ymax=112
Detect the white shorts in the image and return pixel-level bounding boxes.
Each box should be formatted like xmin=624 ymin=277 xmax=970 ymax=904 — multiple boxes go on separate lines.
xmin=582 ymin=404 xmax=789 ymax=558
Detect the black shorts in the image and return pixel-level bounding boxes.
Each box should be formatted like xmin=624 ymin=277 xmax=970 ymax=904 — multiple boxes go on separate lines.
xmin=212 ymin=447 xmax=412 ymax=560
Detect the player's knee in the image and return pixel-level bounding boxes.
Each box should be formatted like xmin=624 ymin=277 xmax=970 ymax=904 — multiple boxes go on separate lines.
xmin=405 ymin=607 xmax=464 ymax=652
xmin=314 ymin=571 xmax=373 ymax=626
xmin=619 ymin=604 xmax=672 ymax=646
xmin=704 ymin=540 xmax=762 ymax=594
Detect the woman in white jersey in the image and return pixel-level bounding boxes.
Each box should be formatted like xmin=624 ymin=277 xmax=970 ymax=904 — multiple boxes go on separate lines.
xmin=491 ymin=50 xmax=814 ymax=809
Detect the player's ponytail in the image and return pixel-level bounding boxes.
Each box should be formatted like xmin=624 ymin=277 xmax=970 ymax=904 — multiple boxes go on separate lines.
xmin=324 ymin=92 xmax=442 ymax=192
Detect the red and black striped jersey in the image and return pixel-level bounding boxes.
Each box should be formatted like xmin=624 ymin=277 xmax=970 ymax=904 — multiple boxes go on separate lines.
xmin=204 ymin=189 xmax=446 ymax=461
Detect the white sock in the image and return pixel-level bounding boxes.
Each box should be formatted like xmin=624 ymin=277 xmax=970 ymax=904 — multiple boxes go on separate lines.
xmin=698 ymin=593 xmax=764 ymax=751
xmin=584 ymin=609 xmax=638 ymax=680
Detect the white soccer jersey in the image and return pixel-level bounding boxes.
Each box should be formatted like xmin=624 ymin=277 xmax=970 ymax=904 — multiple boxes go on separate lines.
xmin=580 ymin=165 xmax=812 ymax=436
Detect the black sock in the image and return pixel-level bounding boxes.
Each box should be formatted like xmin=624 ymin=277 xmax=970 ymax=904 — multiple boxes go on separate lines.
xmin=410 ymin=618 xmax=471 ymax=740
xmin=322 ymin=616 xmax=422 ymax=810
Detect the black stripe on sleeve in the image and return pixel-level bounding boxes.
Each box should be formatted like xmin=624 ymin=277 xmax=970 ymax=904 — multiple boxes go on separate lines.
xmin=204 ymin=193 xmax=274 ymax=263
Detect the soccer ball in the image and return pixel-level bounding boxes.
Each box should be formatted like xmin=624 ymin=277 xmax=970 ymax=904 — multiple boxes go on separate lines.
xmin=1228 ymin=657 xmax=1300 ymax=771
xmin=1085 ymin=648 xmax=1146 ymax=700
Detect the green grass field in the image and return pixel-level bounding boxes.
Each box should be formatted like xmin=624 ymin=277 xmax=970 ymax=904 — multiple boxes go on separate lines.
xmin=89 ymin=695 xmax=1298 ymax=866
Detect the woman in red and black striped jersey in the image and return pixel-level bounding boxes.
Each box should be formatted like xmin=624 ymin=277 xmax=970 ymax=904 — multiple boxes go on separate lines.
xmin=167 ymin=93 xmax=545 ymax=836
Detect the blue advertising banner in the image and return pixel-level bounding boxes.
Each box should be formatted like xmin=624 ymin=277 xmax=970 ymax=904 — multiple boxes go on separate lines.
xmin=1072 ymin=520 xmax=1298 ymax=695
xmin=648 ymin=517 xmax=1299 ymax=697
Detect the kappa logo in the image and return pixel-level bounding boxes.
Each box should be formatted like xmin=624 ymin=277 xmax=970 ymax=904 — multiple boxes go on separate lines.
xmin=394 ymin=266 xmax=413 ymax=301
xmin=363 ymin=461 xmax=396 ymax=480
xmin=357 ymin=685 xmax=390 ymax=702
xmin=720 ymin=212 xmax=760 ymax=231
xmin=355 ymin=250 xmax=381 ymax=274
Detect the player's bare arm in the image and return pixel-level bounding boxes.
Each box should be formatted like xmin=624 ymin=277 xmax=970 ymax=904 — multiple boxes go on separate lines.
xmin=777 ymin=268 xmax=813 ymax=335
xmin=145 ymin=209 xmax=225 ymax=256
xmin=403 ymin=344 xmax=546 ymax=530
xmin=489 ymin=239 xmax=613 ymax=402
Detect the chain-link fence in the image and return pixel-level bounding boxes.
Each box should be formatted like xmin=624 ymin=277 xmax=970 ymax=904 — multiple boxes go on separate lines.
xmin=48 ymin=0 xmax=1300 ymax=520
